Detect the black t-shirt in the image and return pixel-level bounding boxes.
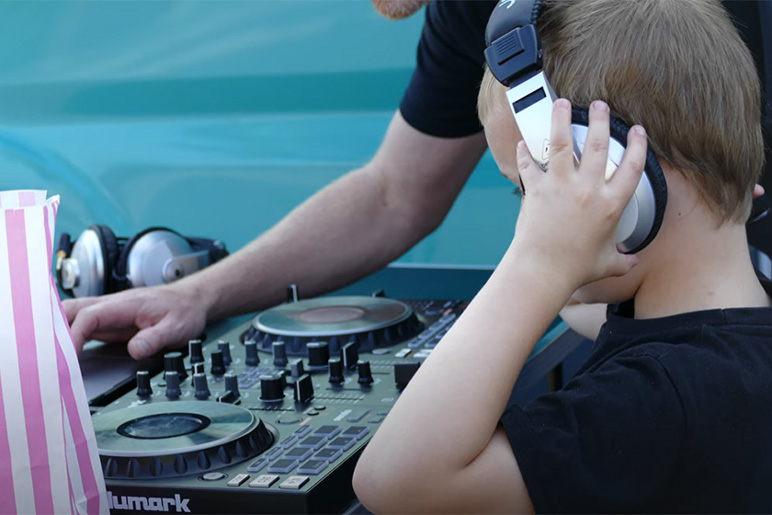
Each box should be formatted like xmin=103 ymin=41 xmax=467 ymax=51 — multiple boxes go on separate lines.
xmin=500 ymin=281 xmax=772 ymax=513
xmin=400 ymin=0 xmax=766 ymax=138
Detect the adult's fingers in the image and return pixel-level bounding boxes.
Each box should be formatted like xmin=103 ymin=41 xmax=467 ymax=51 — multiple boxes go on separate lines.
xmin=128 ymin=316 xmax=200 ymax=360
xmin=68 ymin=298 xmax=142 ymax=351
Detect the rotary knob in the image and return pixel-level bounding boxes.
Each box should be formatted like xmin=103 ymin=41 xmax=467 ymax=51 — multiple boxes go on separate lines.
xmin=259 ymin=373 xmax=285 ymax=402
xmin=136 ymin=370 xmax=152 ymax=398
xmin=307 ymin=341 xmax=330 ymax=369
xmin=272 ymin=340 xmax=288 ymax=368
xmin=357 ymin=361 xmax=374 ymax=386
xmin=193 ymin=372 xmax=210 ymax=400
xmin=164 ymin=351 xmax=188 ymax=381
xmin=217 ymin=340 xmax=232 ymax=366
xmin=244 ymin=339 xmax=260 ymax=366
xmin=189 ymin=339 xmax=204 ymax=364
xmin=210 ymin=350 xmax=226 ymax=376
xmin=329 ymin=358 xmax=344 ymax=385
xmin=165 ymin=371 xmax=181 ymax=400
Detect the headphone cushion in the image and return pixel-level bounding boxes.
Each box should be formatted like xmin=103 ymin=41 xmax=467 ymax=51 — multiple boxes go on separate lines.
xmin=571 ymin=108 xmax=668 ymax=253
xmin=88 ymin=224 xmax=119 ymax=295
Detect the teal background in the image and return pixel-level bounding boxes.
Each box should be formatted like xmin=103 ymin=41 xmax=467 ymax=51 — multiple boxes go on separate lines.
xmin=0 ymin=0 xmax=518 ymax=267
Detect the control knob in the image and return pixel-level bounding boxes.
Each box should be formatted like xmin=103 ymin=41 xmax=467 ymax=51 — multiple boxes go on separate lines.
xmin=259 ymin=373 xmax=285 ymax=402
xmin=307 ymin=341 xmax=330 ymax=369
xmin=244 ymin=339 xmax=260 ymax=366
xmin=188 ymin=339 xmax=204 ymax=364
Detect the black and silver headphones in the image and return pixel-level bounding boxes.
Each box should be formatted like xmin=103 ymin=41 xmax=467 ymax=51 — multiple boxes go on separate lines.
xmin=55 ymin=225 xmax=228 ymax=298
xmin=484 ymin=0 xmax=668 ymax=253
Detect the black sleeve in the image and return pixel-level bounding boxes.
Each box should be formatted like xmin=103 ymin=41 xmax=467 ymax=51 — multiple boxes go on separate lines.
xmin=500 ymin=352 xmax=686 ymax=513
xmin=398 ymin=0 xmax=496 ymax=138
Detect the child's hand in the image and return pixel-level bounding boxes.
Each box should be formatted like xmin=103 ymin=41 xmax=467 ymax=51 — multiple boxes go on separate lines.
xmin=510 ymin=99 xmax=648 ymax=290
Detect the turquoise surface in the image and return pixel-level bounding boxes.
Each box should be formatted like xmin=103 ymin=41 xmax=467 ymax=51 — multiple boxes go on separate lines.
xmin=0 ymin=0 xmax=519 ymax=267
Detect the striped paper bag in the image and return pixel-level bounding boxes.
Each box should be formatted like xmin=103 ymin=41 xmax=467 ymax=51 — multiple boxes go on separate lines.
xmin=0 ymin=190 xmax=107 ymax=514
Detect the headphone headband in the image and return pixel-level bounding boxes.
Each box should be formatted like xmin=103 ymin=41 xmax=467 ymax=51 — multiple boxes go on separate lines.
xmin=484 ymin=0 xmax=543 ymax=87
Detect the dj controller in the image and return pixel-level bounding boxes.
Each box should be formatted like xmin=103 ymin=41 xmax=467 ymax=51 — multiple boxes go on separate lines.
xmin=90 ymin=291 xmax=470 ymax=514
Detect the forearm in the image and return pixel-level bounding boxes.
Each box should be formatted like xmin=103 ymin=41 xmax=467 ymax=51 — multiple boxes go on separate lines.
xmin=182 ymin=166 xmax=436 ymax=319
xmin=357 ymin=241 xmax=575 ymax=504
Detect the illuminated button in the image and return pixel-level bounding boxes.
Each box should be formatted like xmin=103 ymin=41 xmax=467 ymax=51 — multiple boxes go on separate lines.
xmin=278 ymin=476 xmax=310 ymax=490
xmin=267 ymin=459 xmax=299 ymax=474
xmin=249 ymin=475 xmax=280 ymax=489
xmin=227 ymin=474 xmax=250 ymax=487
xmin=314 ymin=448 xmax=342 ymax=462
xmin=283 ymin=447 xmax=313 ymax=462
xmin=341 ymin=426 xmax=370 ymax=440
xmin=298 ymin=459 xmax=328 ymax=475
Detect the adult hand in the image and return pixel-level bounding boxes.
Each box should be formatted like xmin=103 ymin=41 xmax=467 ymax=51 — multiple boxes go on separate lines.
xmin=511 ymin=98 xmax=647 ymax=290
xmin=63 ymin=282 xmax=208 ymax=360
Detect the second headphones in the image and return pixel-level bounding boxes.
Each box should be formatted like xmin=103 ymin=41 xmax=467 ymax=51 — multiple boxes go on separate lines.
xmin=56 ymin=225 xmax=228 ymax=298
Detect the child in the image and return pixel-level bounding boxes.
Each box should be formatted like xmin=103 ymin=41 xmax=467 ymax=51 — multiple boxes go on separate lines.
xmin=353 ymin=0 xmax=772 ymax=512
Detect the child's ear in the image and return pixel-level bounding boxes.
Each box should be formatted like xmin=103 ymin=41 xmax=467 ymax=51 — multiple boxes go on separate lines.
xmin=753 ymin=184 xmax=765 ymax=199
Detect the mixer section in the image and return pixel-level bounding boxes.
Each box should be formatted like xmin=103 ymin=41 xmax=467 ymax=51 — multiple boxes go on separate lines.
xmin=91 ymin=295 xmax=467 ymax=514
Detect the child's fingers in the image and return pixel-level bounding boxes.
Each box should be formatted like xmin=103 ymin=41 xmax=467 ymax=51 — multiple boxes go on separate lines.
xmin=516 ymin=140 xmax=540 ymax=191
xmin=579 ymin=101 xmax=611 ymax=179
xmin=548 ymin=98 xmax=574 ymax=176
xmin=611 ymin=125 xmax=648 ymax=204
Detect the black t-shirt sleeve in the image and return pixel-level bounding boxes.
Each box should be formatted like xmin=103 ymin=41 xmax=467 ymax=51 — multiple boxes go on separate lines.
xmin=398 ymin=0 xmax=496 ymax=138
xmin=500 ymin=352 xmax=686 ymax=513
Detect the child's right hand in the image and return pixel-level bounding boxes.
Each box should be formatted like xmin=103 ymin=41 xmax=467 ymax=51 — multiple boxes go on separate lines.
xmin=508 ymin=99 xmax=649 ymax=292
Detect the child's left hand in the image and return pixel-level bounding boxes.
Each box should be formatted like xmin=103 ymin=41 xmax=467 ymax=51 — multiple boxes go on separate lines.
xmin=510 ymin=99 xmax=648 ymax=291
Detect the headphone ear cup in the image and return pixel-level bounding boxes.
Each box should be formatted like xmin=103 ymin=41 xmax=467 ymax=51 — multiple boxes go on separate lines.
xmin=89 ymin=224 xmax=120 ymax=294
xmin=571 ymin=108 xmax=668 ymax=253
xmin=122 ymin=228 xmax=194 ymax=288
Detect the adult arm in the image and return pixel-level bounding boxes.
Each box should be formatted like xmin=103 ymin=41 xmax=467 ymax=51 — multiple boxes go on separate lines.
xmin=64 ymin=111 xmax=487 ymax=358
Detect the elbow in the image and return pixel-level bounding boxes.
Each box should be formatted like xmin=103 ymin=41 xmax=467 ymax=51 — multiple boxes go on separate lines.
xmin=352 ymin=454 xmax=393 ymax=513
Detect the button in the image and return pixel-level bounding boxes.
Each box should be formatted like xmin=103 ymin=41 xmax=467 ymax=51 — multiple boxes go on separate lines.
xmin=267 ymin=459 xmax=299 ymax=474
xmin=264 ymin=447 xmax=284 ymax=460
xmin=368 ymin=417 xmax=385 ymax=424
xmin=313 ymin=405 xmax=326 ymax=411
xmin=283 ymin=447 xmax=313 ymax=462
xmin=326 ymin=436 xmax=356 ymax=451
xmin=314 ymin=448 xmax=342 ymax=462
xmin=277 ymin=416 xmax=302 ymax=425
xmin=297 ymin=435 xmax=327 ymax=450
xmin=278 ymin=435 xmax=299 ymax=448
xmin=278 ymin=475 xmax=309 ymax=490
xmin=346 ymin=410 xmax=370 ymax=423
xmin=247 ymin=459 xmax=268 ymax=473
xmin=249 ymin=475 xmax=280 ymax=489
xmin=312 ymin=425 xmax=341 ymax=439
xmin=394 ymin=348 xmax=412 ymax=358
xmin=377 ymin=410 xmax=390 ymax=416
xmin=293 ymin=425 xmax=313 ymax=437
xmin=227 ymin=474 xmax=250 ymax=487
xmin=305 ymin=410 xmax=320 ymax=416
xmin=341 ymin=426 xmax=370 ymax=440
xmin=201 ymin=472 xmax=226 ymax=481
xmin=298 ymin=459 xmax=328 ymax=475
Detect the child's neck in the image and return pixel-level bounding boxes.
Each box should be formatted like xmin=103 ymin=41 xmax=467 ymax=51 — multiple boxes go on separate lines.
xmin=633 ymin=217 xmax=771 ymax=319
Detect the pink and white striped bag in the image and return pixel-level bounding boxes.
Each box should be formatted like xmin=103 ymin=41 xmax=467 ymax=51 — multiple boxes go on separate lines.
xmin=0 ymin=190 xmax=107 ymax=514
